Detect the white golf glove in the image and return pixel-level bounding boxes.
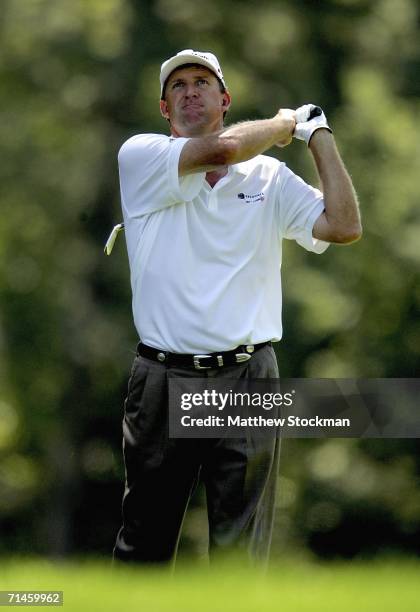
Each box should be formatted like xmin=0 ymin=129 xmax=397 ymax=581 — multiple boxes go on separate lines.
xmin=294 ymin=104 xmax=332 ymax=145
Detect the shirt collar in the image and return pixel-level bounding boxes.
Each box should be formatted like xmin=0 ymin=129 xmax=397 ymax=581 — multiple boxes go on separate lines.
xmin=229 ymin=161 xmax=248 ymax=176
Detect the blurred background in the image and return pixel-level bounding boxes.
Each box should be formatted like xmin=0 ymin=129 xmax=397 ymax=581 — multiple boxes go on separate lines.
xmin=0 ymin=0 xmax=419 ymax=563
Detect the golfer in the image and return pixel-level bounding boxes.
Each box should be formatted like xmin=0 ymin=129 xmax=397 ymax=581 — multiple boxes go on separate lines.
xmin=113 ymin=49 xmax=361 ymax=564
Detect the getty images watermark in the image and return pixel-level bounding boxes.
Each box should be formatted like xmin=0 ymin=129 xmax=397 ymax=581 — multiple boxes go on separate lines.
xmin=178 ymin=387 xmax=350 ymax=430
xmin=180 ymin=388 xmax=295 ymax=410
xmin=168 ymin=379 xmax=420 ymax=438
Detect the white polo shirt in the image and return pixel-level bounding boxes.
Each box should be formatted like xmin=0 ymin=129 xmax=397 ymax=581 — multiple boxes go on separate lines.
xmin=118 ymin=133 xmax=329 ymax=353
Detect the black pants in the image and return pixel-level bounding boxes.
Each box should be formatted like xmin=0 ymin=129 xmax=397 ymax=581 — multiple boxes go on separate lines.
xmin=113 ymin=344 xmax=281 ymax=564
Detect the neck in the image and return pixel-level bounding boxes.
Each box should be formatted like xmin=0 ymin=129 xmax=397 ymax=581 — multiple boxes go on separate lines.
xmin=206 ymin=167 xmax=228 ymax=188
xmin=170 ymin=118 xmax=224 ymax=139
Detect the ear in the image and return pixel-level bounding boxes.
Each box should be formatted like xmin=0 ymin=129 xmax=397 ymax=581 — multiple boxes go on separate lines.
xmin=160 ymin=99 xmax=170 ymax=120
xmin=221 ymin=91 xmax=231 ymax=111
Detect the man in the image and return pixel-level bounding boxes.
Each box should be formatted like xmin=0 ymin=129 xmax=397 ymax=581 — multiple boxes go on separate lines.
xmin=113 ymin=49 xmax=361 ymax=565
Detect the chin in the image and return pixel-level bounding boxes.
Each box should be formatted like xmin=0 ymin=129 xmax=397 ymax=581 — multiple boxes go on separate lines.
xmin=181 ymin=116 xmax=208 ymax=134
xmin=182 ymin=109 xmax=205 ymax=123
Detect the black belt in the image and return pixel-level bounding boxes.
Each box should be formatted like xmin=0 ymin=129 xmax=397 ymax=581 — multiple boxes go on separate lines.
xmin=136 ymin=341 xmax=272 ymax=370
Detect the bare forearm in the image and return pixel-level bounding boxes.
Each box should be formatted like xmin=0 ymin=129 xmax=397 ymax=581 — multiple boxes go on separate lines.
xmin=179 ymin=111 xmax=295 ymax=175
xmin=219 ymin=113 xmax=295 ymax=163
xmin=310 ymin=130 xmax=362 ymax=243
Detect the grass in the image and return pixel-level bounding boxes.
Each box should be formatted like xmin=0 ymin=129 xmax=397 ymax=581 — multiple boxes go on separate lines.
xmin=0 ymin=556 xmax=419 ymax=611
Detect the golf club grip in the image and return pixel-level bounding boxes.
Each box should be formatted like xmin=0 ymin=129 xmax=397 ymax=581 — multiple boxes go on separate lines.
xmin=308 ymin=106 xmax=322 ymax=120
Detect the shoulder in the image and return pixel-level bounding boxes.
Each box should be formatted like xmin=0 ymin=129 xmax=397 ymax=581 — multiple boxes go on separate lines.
xmin=233 ymin=154 xmax=287 ymax=180
xmin=118 ymin=133 xmax=172 ymax=161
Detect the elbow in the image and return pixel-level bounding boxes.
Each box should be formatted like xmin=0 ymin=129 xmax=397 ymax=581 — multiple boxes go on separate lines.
xmin=332 ymin=223 xmax=363 ymax=244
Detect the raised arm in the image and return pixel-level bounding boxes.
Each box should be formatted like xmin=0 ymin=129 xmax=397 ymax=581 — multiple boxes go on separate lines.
xmin=292 ymin=104 xmax=361 ymax=245
xmin=179 ymin=110 xmax=296 ymax=176
xmin=310 ymin=130 xmax=362 ymax=244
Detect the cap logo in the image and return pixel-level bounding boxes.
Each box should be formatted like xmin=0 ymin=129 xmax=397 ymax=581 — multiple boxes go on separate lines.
xmin=190 ymin=52 xmax=222 ymax=74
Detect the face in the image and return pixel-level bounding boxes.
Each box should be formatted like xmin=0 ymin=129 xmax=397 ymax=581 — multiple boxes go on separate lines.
xmin=160 ymin=66 xmax=231 ymax=137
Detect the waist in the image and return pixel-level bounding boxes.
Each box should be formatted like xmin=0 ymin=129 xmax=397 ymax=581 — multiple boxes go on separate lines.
xmin=136 ymin=341 xmax=272 ymax=370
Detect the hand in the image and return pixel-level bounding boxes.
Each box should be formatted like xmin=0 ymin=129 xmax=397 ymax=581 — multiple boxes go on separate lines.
xmin=293 ymin=104 xmax=332 ymax=145
xmin=275 ymin=108 xmax=296 ymax=148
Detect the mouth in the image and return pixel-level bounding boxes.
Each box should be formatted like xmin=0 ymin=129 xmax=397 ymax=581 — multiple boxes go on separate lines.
xmin=182 ymin=103 xmax=203 ymax=110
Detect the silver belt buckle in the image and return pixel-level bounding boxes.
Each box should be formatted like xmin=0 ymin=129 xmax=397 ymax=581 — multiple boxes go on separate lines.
xmin=193 ymin=355 xmax=213 ymax=370
xmin=235 ymin=353 xmax=252 ymax=363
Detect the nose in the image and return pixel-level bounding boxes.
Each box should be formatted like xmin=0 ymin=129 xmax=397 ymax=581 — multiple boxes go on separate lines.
xmin=184 ymin=83 xmax=199 ymax=98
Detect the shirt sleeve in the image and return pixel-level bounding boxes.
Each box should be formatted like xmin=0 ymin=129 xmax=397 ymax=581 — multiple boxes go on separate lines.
xmin=118 ymin=133 xmax=206 ymax=219
xmin=276 ymin=164 xmax=330 ymax=254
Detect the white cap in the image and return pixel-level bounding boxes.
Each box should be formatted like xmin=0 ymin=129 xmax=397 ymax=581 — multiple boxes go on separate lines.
xmin=160 ymin=49 xmax=226 ymax=98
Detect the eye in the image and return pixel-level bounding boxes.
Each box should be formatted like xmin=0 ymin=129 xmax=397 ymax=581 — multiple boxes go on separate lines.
xmin=196 ymin=78 xmax=209 ymax=86
xmin=172 ymin=81 xmax=184 ymax=89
